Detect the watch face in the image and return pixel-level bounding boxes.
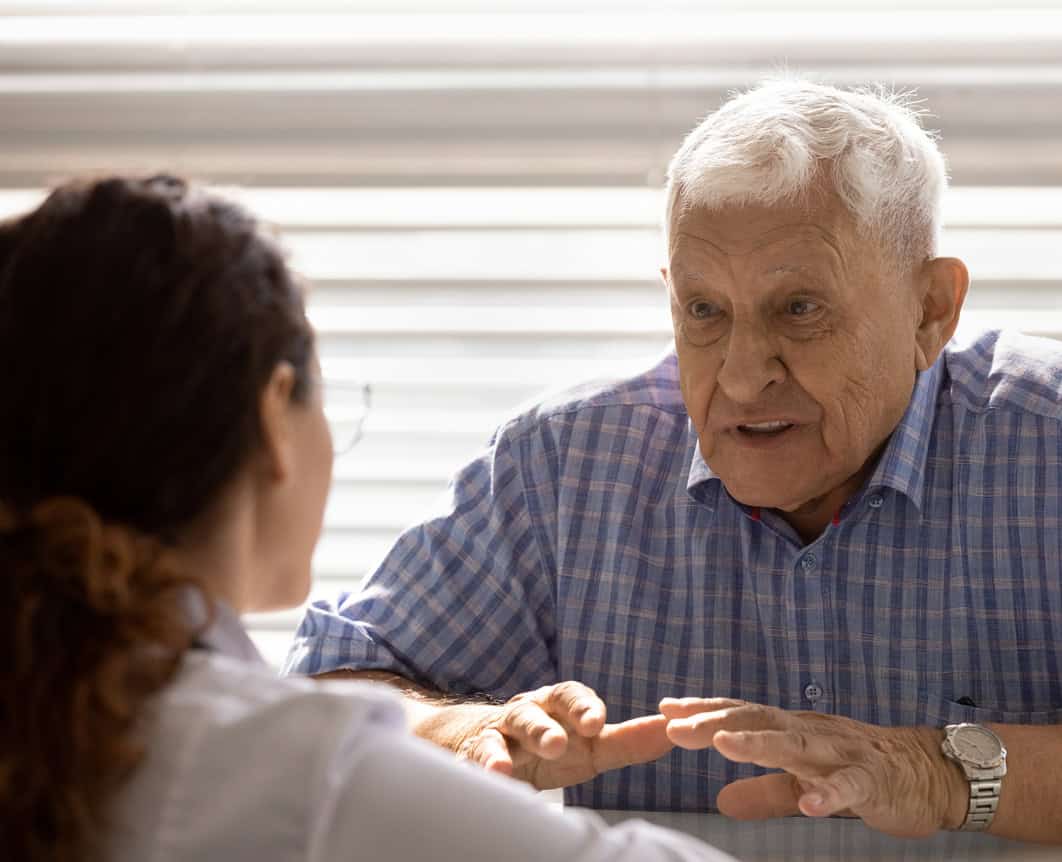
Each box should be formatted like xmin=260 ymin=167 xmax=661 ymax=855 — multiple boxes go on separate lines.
xmin=951 ymin=724 xmax=1003 ymax=768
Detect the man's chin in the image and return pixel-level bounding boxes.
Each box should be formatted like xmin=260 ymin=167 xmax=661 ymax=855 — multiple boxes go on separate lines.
xmin=721 ymin=479 xmax=813 ymax=512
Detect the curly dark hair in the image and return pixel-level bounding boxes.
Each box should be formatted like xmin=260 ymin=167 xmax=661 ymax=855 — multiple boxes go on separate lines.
xmin=0 ymin=176 xmax=315 ymax=861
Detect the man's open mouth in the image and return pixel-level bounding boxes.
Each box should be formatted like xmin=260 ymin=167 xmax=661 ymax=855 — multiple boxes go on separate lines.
xmin=736 ymin=421 xmax=795 ymax=436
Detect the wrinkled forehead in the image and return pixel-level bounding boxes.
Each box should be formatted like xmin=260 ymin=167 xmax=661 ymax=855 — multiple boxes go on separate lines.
xmin=668 ymin=203 xmax=853 ymax=280
xmin=666 ymin=174 xmax=860 ymax=245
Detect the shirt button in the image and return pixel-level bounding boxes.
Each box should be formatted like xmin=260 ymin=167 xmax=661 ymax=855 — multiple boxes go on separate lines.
xmin=804 ymin=682 xmax=823 ymax=703
xmin=867 ymin=493 xmax=884 ymax=509
xmin=799 ymin=553 xmax=817 ymax=572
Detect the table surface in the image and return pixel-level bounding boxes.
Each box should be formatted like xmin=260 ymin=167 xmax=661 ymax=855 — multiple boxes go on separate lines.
xmin=595 ymin=810 xmax=1061 ymax=861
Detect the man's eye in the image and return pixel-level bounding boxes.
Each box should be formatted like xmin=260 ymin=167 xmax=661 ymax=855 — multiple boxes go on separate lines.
xmin=787 ymin=299 xmax=819 ymax=316
xmin=688 ymin=300 xmax=719 ymax=320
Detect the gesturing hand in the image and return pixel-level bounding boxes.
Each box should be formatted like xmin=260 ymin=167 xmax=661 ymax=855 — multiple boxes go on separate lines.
xmin=660 ymin=697 xmax=967 ymax=838
xmin=458 ymin=681 xmax=674 ymax=790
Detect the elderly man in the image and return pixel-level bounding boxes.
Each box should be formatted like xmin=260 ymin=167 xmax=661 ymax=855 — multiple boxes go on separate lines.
xmin=287 ymin=80 xmax=1062 ymax=843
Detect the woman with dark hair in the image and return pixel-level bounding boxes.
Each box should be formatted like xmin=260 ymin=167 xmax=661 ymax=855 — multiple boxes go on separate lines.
xmin=0 ymin=176 xmax=730 ymax=862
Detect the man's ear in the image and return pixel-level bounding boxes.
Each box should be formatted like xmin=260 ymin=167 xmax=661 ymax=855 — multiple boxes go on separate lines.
xmin=258 ymin=361 xmax=297 ymax=482
xmin=914 ymin=256 xmax=969 ymax=371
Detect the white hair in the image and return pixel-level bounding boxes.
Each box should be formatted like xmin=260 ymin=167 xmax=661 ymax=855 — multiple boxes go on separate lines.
xmin=665 ymin=78 xmax=948 ymax=267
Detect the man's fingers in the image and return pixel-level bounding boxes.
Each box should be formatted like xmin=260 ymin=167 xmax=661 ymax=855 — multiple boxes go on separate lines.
xmin=658 ymin=697 xmax=747 ymax=719
xmin=666 ymin=704 xmax=787 ymax=749
xmin=712 ymin=728 xmax=839 ymax=776
xmin=500 ymin=699 xmax=569 ymax=759
xmin=545 ymin=681 xmax=607 ymax=737
xmin=712 ymin=731 xmax=872 ymax=818
xmin=716 ymin=773 xmax=803 ymax=820
xmin=459 ymin=726 xmax=514 ymax=776
xmin=589 ymin=714 xmax=674 ymax=773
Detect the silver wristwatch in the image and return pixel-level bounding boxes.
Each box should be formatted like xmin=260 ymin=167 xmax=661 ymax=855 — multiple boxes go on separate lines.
xmin=940 ymin=723 xmax=1007 ymax=831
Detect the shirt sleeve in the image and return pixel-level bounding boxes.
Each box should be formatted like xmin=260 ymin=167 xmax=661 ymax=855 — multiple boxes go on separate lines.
xmin=309 ymin=691 xmax=736 ymax=862
xmin=283 ymin=424 xmax=558 ymax=699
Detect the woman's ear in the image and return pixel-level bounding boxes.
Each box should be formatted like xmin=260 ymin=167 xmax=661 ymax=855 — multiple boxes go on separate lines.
xmin=914 ymin=256 xmax=969 ymax=371
xmin=258 ymin=361 xmax=297 ymax=482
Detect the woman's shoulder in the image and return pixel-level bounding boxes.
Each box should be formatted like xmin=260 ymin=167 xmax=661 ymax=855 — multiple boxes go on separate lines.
xmin=109 ymin=652 xmax=408 ymax=860
xmin=165 ymin=649 xmax=406 ymax=733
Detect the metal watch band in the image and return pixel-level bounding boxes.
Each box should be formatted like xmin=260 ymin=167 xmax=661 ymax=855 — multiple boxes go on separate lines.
xmin=962 ymin=778 xmax=1003 ymax=831
xmin=941 ymin=723 xmax=1007 ymax=833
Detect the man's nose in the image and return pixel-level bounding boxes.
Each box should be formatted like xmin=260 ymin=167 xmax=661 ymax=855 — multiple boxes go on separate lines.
xmin=715 ymin=323 xmax=786 ymax=404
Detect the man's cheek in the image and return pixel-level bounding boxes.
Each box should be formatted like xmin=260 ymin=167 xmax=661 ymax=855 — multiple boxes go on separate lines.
xmin=677 ymin=358 xmax=716 ymax=433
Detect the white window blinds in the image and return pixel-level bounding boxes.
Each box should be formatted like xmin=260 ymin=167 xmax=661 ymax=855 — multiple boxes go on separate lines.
xmin=2 ymin=1 xmax=1060 ymax=666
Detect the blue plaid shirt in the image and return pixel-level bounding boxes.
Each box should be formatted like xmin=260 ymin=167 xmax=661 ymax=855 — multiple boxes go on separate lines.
xmin=286 ymin=328 xmax=1062 ymax=812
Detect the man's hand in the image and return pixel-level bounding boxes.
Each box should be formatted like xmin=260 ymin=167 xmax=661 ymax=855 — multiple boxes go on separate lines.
xmin=322 ymin=671 xmax=673 ymax=791
xmin=458 ymin=681 xmax=674 ymax=790
xmin=660 ymin=697 xmax=967 ymax=838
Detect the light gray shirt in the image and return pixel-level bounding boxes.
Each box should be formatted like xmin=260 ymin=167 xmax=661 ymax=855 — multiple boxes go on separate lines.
xmin=107 ymin=603 xmax=734 ymax=861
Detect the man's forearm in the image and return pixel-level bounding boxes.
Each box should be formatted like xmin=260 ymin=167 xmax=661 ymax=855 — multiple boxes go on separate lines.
xmin=314 ymin=669 xmax=500 ymax=751
xmin=983 ymin=724 xmax=1062 ymax=843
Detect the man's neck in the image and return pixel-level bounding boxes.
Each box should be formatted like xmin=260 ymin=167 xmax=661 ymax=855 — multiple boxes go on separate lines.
xmin=776 ymin=439 xmax=892 ymax=545
xmin=776 ymin=473 xmax=869 ymax=546
xmin=780 ymin=504 xmax=837 ymax=545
